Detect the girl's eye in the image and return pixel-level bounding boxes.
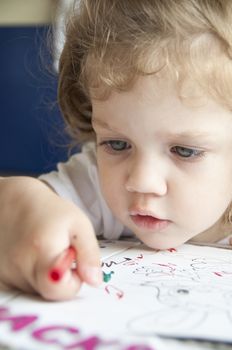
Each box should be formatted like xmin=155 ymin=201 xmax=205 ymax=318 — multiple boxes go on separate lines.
xmin=99 ymin=140 xmax=131 ymax=152
xmin=170 ymin=146 xmax=204 ymax=158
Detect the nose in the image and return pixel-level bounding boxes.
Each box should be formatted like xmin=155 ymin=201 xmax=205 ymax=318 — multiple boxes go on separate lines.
xmin=125 ymin=155 xmax=168 ymax=196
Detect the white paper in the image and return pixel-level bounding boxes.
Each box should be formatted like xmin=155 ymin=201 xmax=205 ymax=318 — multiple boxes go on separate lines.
xmin=0 ymin=241 xmax=232 ymax=350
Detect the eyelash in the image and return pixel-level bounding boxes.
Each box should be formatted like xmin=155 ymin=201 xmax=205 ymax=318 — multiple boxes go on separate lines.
xmin=170 ymin=146 xmax=205 ymax=159
xmin=98 ymin=140 xmax=131 ymax=154
xmin=98 ymin=140 xmax=205 ymax=159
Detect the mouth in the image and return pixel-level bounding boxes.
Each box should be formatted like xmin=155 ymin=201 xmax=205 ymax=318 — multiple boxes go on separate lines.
xmin=129 ymin=211 xmax=170 ymax=231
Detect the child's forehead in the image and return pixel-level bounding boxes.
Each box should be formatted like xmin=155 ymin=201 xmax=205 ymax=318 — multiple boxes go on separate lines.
xmin=92 ymin=71 xmax=232 ymax=137
xmin=91 ymin=71 xmax=207 ymax=107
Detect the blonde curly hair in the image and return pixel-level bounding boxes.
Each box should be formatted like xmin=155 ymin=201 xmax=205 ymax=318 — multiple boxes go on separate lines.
xmin=58 ymin=0 xmax=232 ymax=143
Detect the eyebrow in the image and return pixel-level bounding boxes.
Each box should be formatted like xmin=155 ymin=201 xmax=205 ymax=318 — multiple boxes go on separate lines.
xmin=92 ymin=118 xmax=109 ymax=127
xmin=170 ymin=131 xmax=213 ymax=139
xmin=92 ymin=118 xmax=117 ymax=132
xmin=92 ymin=117 xmax=216 ymax=143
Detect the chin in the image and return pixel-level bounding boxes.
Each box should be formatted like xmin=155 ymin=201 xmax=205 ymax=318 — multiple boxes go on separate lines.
xmin=139 ymin=235 xmax=186 ymax=251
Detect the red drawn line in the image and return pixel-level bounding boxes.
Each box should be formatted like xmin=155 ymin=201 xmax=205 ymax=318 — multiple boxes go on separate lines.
xmin=105 ymin=285 xmax=124 ymax=299
xmin=167 ymin=248 xmax=177 ymax=252
xmin=214 ymin=272 xmax=223 ymax=277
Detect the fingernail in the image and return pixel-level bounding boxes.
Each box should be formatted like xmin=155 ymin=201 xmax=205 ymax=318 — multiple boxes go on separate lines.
xmin=84 ymin=267 xmax=103 ymax=286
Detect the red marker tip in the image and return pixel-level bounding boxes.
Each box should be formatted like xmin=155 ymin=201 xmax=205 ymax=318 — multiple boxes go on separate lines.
xmin=48 ymin=247 xmax=76 ymax=283
xmin=49 ymin=269 xmax=62 ymax=282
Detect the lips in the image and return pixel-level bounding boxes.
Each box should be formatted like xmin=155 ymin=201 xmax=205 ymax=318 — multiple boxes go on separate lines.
xmin=129 ymin=210 xmax=170 ymax=231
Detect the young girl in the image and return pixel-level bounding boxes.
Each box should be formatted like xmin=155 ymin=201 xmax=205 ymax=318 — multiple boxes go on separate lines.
xmin=1 ymin=0 xmax=232 ymax=301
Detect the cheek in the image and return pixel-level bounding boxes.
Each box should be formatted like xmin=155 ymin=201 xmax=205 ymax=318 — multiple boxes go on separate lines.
xmin=174 ymin=170 xmax=232 ymax=227
xmin=99 ymin=178 xmax=124 ymax=218
xmin=97 ymin=160 xmax=122 ymax=207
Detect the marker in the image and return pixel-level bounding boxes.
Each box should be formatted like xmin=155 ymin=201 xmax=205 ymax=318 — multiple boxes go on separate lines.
xmin=49 ymin=247 xmax=76 ymax=282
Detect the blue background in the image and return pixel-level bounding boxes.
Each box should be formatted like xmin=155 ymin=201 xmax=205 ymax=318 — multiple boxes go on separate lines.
xmin=0 ymin=26 xmax=71 ymax=176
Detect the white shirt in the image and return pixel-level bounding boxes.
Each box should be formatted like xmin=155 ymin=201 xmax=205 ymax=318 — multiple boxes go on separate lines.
xmin=40 ymin=143 xmax=131 ymax=239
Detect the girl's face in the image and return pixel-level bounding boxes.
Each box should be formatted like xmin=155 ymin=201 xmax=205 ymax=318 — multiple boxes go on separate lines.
xmin=92 ymin=75 xmax=232 ymax=249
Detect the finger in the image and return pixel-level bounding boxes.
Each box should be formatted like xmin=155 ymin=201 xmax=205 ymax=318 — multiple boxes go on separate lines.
xmin=70 ymin=217 xmax=102 ymax=287
xmin=34 ymin=258 xmax=83 ymax=301
xmin=28 ymin=230 xmax=81 ymax=300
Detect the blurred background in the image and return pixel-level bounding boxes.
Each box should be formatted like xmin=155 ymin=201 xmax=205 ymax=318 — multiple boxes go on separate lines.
xmin=0 ymin=0 xmax=73 ymax=176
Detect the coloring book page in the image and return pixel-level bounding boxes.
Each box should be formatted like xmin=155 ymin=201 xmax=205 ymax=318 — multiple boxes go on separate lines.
xmin=0 ymin=241 xmax=232 ymax=350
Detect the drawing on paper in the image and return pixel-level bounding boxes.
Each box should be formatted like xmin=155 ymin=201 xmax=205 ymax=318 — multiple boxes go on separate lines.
xmin=125 ymin=251 xmax=232 ymax=336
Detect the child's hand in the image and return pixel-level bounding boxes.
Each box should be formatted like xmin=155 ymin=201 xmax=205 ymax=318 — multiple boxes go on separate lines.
xmin=0 ymin=177 xmax=102 ymax=300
